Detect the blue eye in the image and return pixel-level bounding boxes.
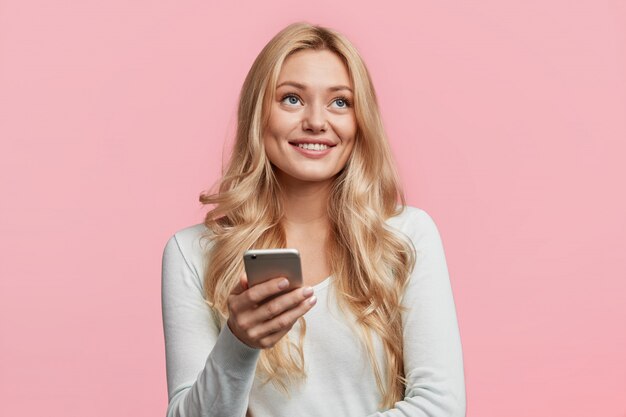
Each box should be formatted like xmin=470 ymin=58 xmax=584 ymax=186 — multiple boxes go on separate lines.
xmin=332 ymin=97 xmax=351 ymax=108
xmin=281 ymin=94 xmax=302 ymax=106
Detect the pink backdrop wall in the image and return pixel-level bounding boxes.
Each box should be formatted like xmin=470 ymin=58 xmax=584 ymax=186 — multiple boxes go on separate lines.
xmin=1 ymin=1 xmax=624 ymax=416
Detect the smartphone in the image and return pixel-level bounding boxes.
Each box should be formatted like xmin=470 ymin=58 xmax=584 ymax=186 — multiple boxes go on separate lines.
xmin=243 ymin=248 xmax=303 ymax=288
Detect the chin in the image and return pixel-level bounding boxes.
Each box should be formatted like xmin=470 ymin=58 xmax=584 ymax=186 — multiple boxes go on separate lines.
xmin=278 ymin=168 xmax=341 ymax=184
xmin=294 ymin=173 xmax=336 ymax=183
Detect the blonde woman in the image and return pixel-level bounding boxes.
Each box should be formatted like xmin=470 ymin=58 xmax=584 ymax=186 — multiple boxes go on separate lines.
xmin=161 ymin=22 xmax=466 ymax=417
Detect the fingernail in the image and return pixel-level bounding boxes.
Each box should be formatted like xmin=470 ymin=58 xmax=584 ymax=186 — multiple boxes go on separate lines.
xmin=278 ymin=279 xmax=289 ymax=289
xmin=308 ymin=295 xmax=317 ymax=306
xmin=302 ymin=287 xmax=313 ymax=296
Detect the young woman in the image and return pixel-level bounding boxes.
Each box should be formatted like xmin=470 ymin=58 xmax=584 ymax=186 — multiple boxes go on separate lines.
xmin=161 ymin=22 xmax=466 ymax=417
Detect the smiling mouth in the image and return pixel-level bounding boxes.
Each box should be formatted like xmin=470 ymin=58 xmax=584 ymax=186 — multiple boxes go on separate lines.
xmin=288 ymin=141 xmax=337 ymax=151
xmin=293 ymin=143 xmax=330 ymax=151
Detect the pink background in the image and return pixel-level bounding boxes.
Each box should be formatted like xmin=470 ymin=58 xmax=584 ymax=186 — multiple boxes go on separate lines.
xmin=1 ymin=1 xmax=625 ymax=416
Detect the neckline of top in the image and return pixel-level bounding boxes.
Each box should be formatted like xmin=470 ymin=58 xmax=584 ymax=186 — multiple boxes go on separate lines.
xmin=311 ymin=275 xmax=333 ymax=291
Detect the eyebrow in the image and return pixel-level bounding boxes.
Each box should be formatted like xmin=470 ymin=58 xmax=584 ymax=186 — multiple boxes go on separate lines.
xmin=276 ymin=81 xmax=353 ymax=93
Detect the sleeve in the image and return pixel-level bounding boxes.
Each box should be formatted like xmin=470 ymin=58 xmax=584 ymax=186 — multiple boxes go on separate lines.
xmin=161 ymin=233 xmax=261 ymax=417
xmin=367 ymin=208 xmax=466 ymax=417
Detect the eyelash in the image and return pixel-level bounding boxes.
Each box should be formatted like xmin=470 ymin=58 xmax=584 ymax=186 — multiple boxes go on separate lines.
xmin=333 ymin=96 xmax=352 ymax=108
xmin=280 ymin=93 xmax=352 ymax=108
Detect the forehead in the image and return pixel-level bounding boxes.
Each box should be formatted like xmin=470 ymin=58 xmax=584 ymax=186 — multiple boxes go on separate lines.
xmin=277 ymin=49 xmax=352 ymax=89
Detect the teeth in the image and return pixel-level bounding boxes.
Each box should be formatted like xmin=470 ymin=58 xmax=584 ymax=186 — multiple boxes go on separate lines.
xmin=297 ymin=143 xmax=329 ymax=150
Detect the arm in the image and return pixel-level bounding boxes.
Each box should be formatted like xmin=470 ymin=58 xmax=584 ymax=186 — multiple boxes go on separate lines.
xmin=367 ymin=208 xmax=466 ymax=417
xmin=161 ymin=233 xmax=260 ymax=417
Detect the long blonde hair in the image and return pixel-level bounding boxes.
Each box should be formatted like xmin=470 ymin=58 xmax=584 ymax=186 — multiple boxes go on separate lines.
xmin=199 ymin=22 xmax=415 ymax=408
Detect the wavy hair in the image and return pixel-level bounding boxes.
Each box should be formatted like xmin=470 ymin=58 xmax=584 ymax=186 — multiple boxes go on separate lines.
xmin=199 ymin=22 xmax=415 ymax=408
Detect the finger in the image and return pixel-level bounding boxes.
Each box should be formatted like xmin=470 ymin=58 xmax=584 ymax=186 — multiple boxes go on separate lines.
xmin=228 ymin=276 xmax=291 ymax=320
xmin=231 ymin=286 xmax=314 ymax=343
xmin=258 ymin=286 xmax=314 ymax=323
xmin=230 ymin=273 xmax=248 ymax=296
xmin=257 ymin=329 xmax=288 ymax=349
xmin=240 ymin=276 xmax=292 ymax=308
xmin=240 ymin=273 xmax=249 ymax=291
xmin=253 ymin=294 xmax=317 ymax=342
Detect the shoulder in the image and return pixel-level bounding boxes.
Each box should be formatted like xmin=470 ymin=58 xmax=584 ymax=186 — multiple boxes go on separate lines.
xmin=162 ymin=223 xmax=212 ymax=280
xmin=386 ymin=205 xmax=443 ymax=245
xmin=170 ymin=223 xmax=211 ymax=251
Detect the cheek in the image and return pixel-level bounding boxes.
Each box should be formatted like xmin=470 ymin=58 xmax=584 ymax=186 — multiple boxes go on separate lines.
xmin=262 ymin=134 xmax=280 ymax=165
xmin=266 ymin=107 xmax=298 ymax=136
xmin=265 ymin=114 xmax=279 ymax=138
xmin=336 ymin=116 xmax=357 ymax=141
xmin=263 ymin=112 xmax=287 ymax=150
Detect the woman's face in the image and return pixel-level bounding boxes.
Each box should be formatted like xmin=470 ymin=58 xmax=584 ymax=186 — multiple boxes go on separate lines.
xmin=263 ymin=49 xmax=357 ymax=186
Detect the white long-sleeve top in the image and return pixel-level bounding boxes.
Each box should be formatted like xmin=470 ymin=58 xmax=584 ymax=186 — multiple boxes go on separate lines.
xmin=161 ymin=206 xmax=466 ymax=417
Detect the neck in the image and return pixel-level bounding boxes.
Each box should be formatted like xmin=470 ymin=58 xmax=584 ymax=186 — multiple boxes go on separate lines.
xmin=277 ymin=175 xmax=332 ymax=227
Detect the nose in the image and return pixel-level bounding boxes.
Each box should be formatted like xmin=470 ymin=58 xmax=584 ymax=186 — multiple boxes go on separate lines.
xmin=302 ymin=102 xmax=327 ymax=132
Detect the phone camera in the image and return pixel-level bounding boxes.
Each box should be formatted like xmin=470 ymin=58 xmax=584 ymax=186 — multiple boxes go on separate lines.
xmin=251 ymin=254 xmax=256 ymax=260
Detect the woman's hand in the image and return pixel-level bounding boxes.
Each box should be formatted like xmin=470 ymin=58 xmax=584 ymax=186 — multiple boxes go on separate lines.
xmin=226 ymin=274 xmax=317 ymax=349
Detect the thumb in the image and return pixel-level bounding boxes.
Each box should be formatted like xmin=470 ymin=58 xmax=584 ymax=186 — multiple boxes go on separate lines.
xmin=230 ymin=273 xmax=249 ymax=295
